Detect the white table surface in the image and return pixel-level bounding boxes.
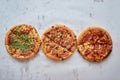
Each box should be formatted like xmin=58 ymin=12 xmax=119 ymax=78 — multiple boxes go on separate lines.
xmin=0 ymin=0 xmax=120 ymax=80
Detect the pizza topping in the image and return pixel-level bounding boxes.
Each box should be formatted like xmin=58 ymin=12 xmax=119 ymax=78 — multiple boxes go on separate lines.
xmin=45 ymin=27 xmax=76 ymax=52
xmin=52 ymin=26 xmax=54 ymax=28
xmin=20 ymin=52 xmax=30 ymax=56
xmin=9 ymin=27 xmax=35 ymax=53
xmin=78 ymin=27 xmax=112 ymax=62
xmin=80 ymin=32 xmax=92 ymax=44
xmin=46 ymin=47 xmax=51 ymax=53
xmin=52 ymin=49 xmax=57 ymax=56
xmin=42 ymin=25 xmax=76 ymax=61
xmin=21 ymin=28 xmax=32 ymax=34
xmin=44 ymin=37 xmax=50 ymax=42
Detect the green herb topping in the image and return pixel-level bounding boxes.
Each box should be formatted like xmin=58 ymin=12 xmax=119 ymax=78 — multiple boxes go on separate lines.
xmin=10 ymin=27 xmax=35 ymax=52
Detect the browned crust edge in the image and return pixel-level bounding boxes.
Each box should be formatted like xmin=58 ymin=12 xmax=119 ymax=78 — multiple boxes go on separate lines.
xmin=5 ymin=24 xmax=41 ymax=61
xmin=42 ymin=24 xmax=77 ymax=61
xmin=77 ymin=26 xmax=113 ymax=62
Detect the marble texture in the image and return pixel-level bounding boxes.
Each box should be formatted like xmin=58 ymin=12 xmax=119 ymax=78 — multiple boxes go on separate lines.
xmin=0 ymin=0 xmax=120 ymax=80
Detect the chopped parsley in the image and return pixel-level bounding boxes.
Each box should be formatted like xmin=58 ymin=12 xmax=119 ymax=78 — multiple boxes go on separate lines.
xmin=10 ymin=27 xmax=35 ymax=52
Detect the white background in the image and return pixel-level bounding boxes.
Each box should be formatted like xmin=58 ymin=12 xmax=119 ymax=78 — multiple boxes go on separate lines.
xmin=0 ymin=0 xmax=120 ymax=80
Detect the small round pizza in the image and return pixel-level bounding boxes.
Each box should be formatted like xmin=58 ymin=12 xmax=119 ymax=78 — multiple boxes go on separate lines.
xmin=42 ymin=24 xmax=77 ymax=61
xmin=5 ymin=24 xmax=41 ymax=60
xmin=77 ymin=26 xmax=112 ymax=62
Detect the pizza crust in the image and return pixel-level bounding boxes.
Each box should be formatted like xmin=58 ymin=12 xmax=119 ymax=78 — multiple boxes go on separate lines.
xmin=77 ymin=26 xmax=112 ymax=62
xmin=42 ymin=24 xmax=77 ymax=61
xmin=5 ymin=24 xmax=41 ymax=60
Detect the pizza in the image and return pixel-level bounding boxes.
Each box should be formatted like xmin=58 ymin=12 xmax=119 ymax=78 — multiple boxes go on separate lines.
xmin=5 ymin=24 xmax=41 ymax=60
xmin=77 ymin=27 xmax=112 ymax=62
xmin=42 ymin=24 xmax=77 ymax=61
